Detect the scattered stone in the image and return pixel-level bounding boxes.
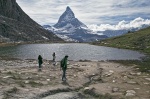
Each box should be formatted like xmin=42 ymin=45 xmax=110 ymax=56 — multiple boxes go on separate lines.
xmin=143 ymin=82 xmax=149 ymax=85
xmin=112 ymin=80 xmax=116 ymax=83
xmin=145 ymin=78 xmax=150 ymax=81
xmin=136 ymin=72 xmax=141 ymax=75
xmin=126 ymin=90 xmax=136 ymax=97
xmin=84 ymin=87 xmax=90 ymax=91
xmin=112 ymin=87 xmax=119 ymax=93
xmin=47 ymin=79 xmax=50 ymax=81
xmin=73 ymin=64 xmax=80 ymax=67
xmin=74 ymin=75 xmax=77 ymax=77
xmin=105 ymin=70 xmax=114 ymax=77
xmin=26 ymin=77 xmax=32 ymax=79
xmin=82 ymin=64 xmax=87 ymax=66
xmin=134 ymin=88 xmax=140 ymax=90
xmin=109 ymin=70 xmax=114 ymax=73
xmin=92 ymin=73 xmax=96 ymax=76
xmin=84 ymin=87 xmax=95 ymax=93
xmin=25 ymin=81 xmax=29 ymax=84
xmin=130 ymin=72 xmax=136 ymax=75
xmin=115 ymin=65 xmax=120 ymax=68
xmin=3 ymin=76 xmax=13 ymax=79
xmin=127 ymin=81 xmax=137 ymax=84
xmin=127 ymin=75 xmax=134 ymax=79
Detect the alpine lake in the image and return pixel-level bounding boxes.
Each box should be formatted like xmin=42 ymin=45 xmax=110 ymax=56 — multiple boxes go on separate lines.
xmin=0 ymin=43 xmax=145 ymax=61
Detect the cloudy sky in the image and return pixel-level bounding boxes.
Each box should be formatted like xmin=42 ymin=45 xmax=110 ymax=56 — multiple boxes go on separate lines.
xmin=16 ymin=0 xmax=150 ymax=30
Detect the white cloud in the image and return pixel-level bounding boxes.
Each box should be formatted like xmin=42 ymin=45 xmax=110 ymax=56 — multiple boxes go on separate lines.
xmin=16 ymin=0 xmax=150 ymax=25
xmin=87 ymin=17 xmax=150 ymax=31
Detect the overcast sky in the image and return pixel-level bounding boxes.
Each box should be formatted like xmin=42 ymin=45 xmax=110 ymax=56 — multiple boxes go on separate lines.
xmin=16 ymin=0 xmax=150 ymax=30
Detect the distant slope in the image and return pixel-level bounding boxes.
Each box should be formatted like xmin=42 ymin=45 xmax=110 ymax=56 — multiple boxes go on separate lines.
xmin=93 ymin=26 xmax=150 ymax=54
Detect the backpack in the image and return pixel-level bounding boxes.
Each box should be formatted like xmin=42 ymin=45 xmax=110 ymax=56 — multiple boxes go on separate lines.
xmin=60 ymin=58 xmax=64 ymax=67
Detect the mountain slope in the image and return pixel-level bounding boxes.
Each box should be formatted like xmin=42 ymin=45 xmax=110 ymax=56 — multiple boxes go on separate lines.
xmin=0 ymin=0 xmax=62 ymax=42
xmin=93 ymin=26 xmax=150 ymax=54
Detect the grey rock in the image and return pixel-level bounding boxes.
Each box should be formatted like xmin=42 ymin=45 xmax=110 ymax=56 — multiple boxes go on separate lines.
xmin=143 ymin=82 xmax=149 ymax=85
xmin=145 ymin=78 xmax=150 ymax=81
xmin=126 ymin=90 xmax=136 ymax=97
xmin=127 ymin=81 xmax=137 ymax=84
xmin=3 ymin=76 xmax=13 ymax=79
xmin=25 ymin=81 xmax=29 ymax=84
xmin=112 ymin=87 xmax=119 ymax=93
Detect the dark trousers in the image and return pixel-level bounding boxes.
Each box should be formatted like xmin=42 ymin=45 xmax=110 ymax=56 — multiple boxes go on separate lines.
xmin=39 ymin=63 xmax=42 ymax=68
xmin=62 ymin=68 xmax=66 ymax=81
xmin=38 ymin=63 xmax=42 ymax=71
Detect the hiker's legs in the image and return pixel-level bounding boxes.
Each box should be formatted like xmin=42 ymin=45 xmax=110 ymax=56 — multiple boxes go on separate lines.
xmin=62 ymin=69 xmax=66 ymax=81
xmin=38 ymin=63 xmax=42 ymax=71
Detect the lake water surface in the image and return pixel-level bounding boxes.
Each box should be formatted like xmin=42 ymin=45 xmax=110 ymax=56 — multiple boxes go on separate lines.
xmin=0 ymin=43 xmax=145 ymax=61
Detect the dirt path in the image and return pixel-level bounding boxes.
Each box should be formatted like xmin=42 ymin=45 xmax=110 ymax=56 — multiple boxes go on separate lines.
xmin=0 ymin=59 xmax=150 ymax=99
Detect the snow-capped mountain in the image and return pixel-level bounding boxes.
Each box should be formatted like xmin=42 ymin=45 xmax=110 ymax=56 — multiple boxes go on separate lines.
xmin=54 ymin=6 xmax=87 ymax=29
xmin=44 ymin=6 xmax=107 ymax=42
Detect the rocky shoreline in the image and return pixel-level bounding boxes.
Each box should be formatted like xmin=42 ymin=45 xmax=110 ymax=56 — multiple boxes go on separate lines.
xmin=0 ymin=59 xmax=150 ymax=99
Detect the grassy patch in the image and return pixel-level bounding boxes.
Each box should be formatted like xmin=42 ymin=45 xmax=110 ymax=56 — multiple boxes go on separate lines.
xmin=92 ymin=26 xmax=150 ymax=73
xmin=109 ymin=57 xmax=150 ymax=73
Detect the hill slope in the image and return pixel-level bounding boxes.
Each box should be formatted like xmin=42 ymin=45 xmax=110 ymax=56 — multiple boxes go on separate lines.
xmin=93 ymin=26 xmax=150 ymax=54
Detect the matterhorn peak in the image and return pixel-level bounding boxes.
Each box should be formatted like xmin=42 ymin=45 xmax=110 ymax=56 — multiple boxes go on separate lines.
xmin=66 ymin=6 xmax=71 ymax=11
xmin=55 ymin=6 xmax=75 ymax=25
xmin=45 ymin=6 xmax=108 ymax=42
xmin=54 ymin=6 xmax=87 ymax=28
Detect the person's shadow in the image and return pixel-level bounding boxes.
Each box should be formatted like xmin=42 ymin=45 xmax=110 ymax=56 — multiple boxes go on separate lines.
xmin=61 ymin=80 xmax=71 ymax=87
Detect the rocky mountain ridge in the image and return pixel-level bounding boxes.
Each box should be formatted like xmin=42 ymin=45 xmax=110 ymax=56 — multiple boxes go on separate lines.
xmin=0 ymin=0 xmax=62 ymax=43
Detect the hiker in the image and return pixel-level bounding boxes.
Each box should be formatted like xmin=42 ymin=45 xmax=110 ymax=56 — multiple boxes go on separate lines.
xmin=60 ymin=55 xmax=69 ymax=81
xmin=38 ymin=55 xmax=43 ymax=71
xmin=52 ymin=52 xmax=56 ymax=66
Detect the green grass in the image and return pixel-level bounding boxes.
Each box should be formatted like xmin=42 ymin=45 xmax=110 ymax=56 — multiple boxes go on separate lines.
xmin=92 ymin=26 xmax=150 ymax=73
xmin=92 ymin=27 xmax=150 ymax=54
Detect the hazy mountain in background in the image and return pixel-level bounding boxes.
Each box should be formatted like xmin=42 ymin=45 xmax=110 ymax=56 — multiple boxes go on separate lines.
xmin=88 ymin=17 xmax=150 ymax=37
